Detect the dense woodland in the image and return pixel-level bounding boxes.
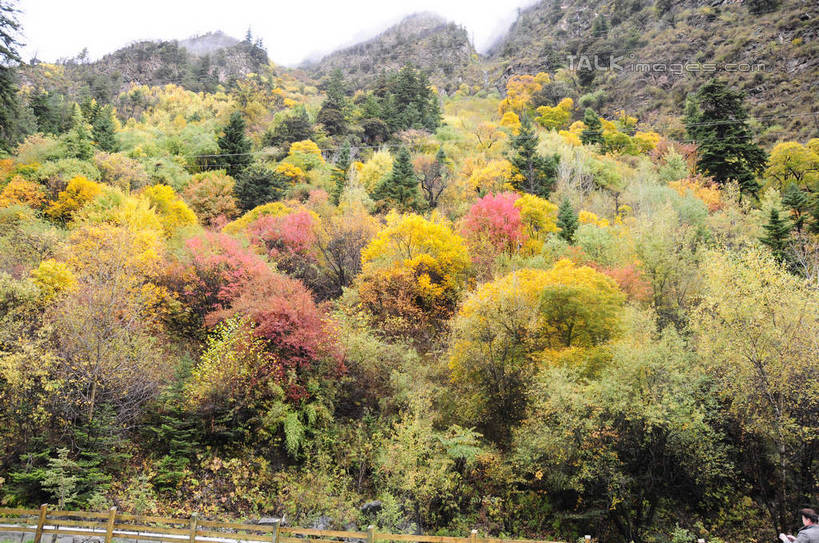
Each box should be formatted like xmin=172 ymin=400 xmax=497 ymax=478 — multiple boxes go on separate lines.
xmin=0 ymin=2 xmax=817 ymax=543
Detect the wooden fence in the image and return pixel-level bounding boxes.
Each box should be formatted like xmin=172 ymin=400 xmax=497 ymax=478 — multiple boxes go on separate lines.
xmin=0 ymin=507 xmax=565 ymax=543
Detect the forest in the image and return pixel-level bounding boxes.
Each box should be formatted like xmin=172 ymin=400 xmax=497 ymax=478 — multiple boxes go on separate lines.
xmin=0 ymin=4 xmax=817 ymax=543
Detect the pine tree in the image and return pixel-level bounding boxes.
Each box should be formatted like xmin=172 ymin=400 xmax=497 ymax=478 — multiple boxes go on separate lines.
xmin=330 ymin=141 xmax=351 ymax=206
xmin=235 ymin=162 xmax=285 ymax=211
xmin=557 ymin=198 xmax=579 ymax=242
xmin=781 ymin=184 xmax=809 ymax=232
xmin=92 ymin=105 xmax=118 ymax=152
xmin=62 ymin=103 xmax=94 ymax=160
xmin=216 ymin=111 xmax=252 ymax=178
xmin=685 ymin=79 xmax=767 ymax=197
xmin=317 ymin=69 xmax=349 ymax=136
xmin=580 ymin=108 xmax=604 ymax=146
xmin=507 ymin=115 xmax=559 ymax=197
xmin=0 ymin=0 xmax=21 ymax=151
xmin=760 ymin=207 xmax=792 ymax=262
xmin=374 ymin=147 xmax=419 ymax=212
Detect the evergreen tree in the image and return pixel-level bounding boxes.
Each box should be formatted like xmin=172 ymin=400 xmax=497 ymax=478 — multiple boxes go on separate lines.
xmin=685 ymin=79 xmax=767 ymax=197
xmin=782 ymin=184 xmax=809 ymax=232
xmin=580 ymin=108 xmax=604 ymax=146
xmin=264 ymin=106 xmax=312 ymax=150
xmin=92 ymin=105 xmax=118 ymax=152
xmin=317 ymin=69 xmax=349 ymax=136
xmin=144 ymin=358 xmax=200 ymax=492
xmin=235 ymin=162 xmax=285 ymax=211
xmin=0 ymin=0 xmax=21 ymax=151
xmin=216 ymin=111 xmax=252 ymax=178
xmin=557 ymin=198 xmax=579 ymax=242
xmin=760 ymin=207 xmax=792 ymax=262
xmin=62 ymin=104 xmax=94 ymax=160
xmin=507 ymin=115 xmax=559 ymax=197
xmin=330 ymin=140 xmax=351 ymax=206
xmin=374 ymin=147 xmax=420 ymax=212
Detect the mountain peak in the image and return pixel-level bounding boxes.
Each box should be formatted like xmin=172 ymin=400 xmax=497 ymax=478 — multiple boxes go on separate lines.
xmin=179 ymin=31 xmax=240 ymax=57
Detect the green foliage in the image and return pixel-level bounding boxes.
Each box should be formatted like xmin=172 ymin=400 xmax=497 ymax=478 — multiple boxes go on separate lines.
xmin=556 ymin=198 xmax=578 ymax=242
xmin=41 ymin=448 xmax=79 ymax=508
xmin=235 ymin=162 xmax=285 ymax=211
xmin=92 ymin=105 xmax=118 ymax=152
xmin=507 ymin=115 xmax=559 ymax=197
xmin=685 ymin=79 xmax=767 ymax=197
xmin=374 ymin=147 xmax=420 ymax=212
xmin=216 ymin=111 xmax=252 ymax=178
xmin=759 ymin=207 xmax=791 ymax=262
xmin=580 ymin=108 xmax=604 ymax=146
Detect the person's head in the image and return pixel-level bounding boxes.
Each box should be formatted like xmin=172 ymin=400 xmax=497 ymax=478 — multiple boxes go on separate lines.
xmin=800 ymin=508 xmax=818 ymax=526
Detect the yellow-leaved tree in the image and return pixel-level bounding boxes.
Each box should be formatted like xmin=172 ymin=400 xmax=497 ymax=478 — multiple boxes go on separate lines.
xmin=358 ymin=212 xmax=470 ymax=344
xmin=448 ymin=260 xmax=625 ymax=443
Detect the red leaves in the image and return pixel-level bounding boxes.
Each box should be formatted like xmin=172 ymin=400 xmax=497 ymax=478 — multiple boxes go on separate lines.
xmin=461 ymin=192 xmax=528 ymax=256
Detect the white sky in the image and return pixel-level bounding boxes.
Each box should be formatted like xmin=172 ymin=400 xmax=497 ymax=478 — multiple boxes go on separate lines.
xmin=18 ymin=0 xmax=537 ymax=66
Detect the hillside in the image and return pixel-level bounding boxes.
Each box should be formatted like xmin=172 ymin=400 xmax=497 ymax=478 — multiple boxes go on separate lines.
xmin=0 ymin=4 xmax=818 ymax=543
xmin=303 ymin=13 xmax=477 ymax=92
xmin=487 ymin=0 xmax=819 ymax=144
xmin=18 ymin=34 xmax=268 ymax=101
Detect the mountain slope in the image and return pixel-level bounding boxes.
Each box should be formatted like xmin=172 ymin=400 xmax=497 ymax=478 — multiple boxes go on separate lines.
xmin=487 ymin=0 xmax=819 ymax=143
xmin=303 ymin=13 xmax=478 ymax=92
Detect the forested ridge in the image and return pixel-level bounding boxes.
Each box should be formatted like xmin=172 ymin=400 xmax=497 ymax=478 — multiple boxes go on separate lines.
xmin=0 ymin=2 xmax=817 ymax=543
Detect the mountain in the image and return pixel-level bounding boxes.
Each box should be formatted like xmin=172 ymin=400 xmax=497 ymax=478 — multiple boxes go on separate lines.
xmin=19 ymin=34 xmax=268 ymax=102
xmin=486 ymin=0 xmax=819 ymax=143
xmin=302 ymin=13 xmax=478 ymax=93
xmin=179 ymin=31 xmax=241 ymax=57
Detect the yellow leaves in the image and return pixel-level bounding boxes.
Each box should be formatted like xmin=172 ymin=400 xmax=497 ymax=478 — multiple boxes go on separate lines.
xmin=535 ymin=98 xmax=573 ymax=130
xmin=358 ymin=149 xmax=393 ymax=193
xmin=0 ymin=176 xmax=46 ymax=209
xmin=498 ymin=74 xmax=547 ymax=115
xmin=633 ymin=131 xmax=661 ymax=153
xmin=288 ymin=139 xmax=324 ymax=161
xmin=463 ymin=158 xmax=515 ymax=195
xmin=31 ymin=259 xmax=77 ymax=298
xmin=275 ymin=162 xmax=306 ymax=182
xmin=668 ymin=177 xmax=723 ymax=211
xmin=514 ymin=193 xmax=559 ymax=240
xmin=578 ymin=210 xmax=610 ymax=227
xmin=141 ymin=184 xmax=198 ymax=235
xmin=559 ymin=130 xmax=582 ymax=146
xmin=46 ymin=176 xmax=103 ymax=222
xmin=764 ymin=140 xmax=819 ymax=190
xmin=499 ymin=111 xmax=521 ymax=133
xmin=223 ymin=201 xmax=292 ymax=234
xmin=362 ymin=212 xmax=470 ymax=295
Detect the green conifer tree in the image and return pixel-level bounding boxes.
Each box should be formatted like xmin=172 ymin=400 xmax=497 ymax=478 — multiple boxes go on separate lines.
xmin=580 ymin=108 xmax=604 ymax=146
xmin=781 ymin=184 xmax=809 ymax=232
xmin=685 ymin=79 xmax=767 ymax=197
xmin=508 ymin=115 xmax=559 ymax=197
xmin=235 ymin=162 xmax=285 ymax=211
xmin=62 ymin=103 xmax=94 ymax=160
xmin=760 ymin=207 xmax=792 ymax=262
xmin=92 ymin=105 xmax=118 ymax=152
xmin=374 ymin=147 xmax=419 ymax=212
xmin=216 ymin=111 xmax=252 ymax=178
xmin=557 ymin=198 xmax=579 ymax=242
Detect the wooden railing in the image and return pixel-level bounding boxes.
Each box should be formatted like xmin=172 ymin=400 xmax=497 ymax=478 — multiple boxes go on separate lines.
xmin=0 ymin=507 xmax=564 ymax=543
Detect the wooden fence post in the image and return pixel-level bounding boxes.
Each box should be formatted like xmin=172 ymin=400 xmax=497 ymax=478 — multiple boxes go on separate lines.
xmin=367 ymin=525 xmax=375 ymax=543
xmin=189 ymin=513 xmax=199 ymax=543
xmin=470 ymin=530 xmax=477 ymax=543
xmin=33 ymin=505 xmax=47 ymax=543
xmin=272 ymin=520 xmax=280 ymax=543
xmin=104 ymin=507 xmax=117 ymax=543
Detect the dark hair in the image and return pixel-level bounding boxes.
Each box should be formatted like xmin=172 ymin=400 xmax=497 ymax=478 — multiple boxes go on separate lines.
xmin=801 ymin=508 xmax=819 ymax=523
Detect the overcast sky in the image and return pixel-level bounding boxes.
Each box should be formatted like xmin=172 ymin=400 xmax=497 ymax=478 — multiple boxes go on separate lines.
xmin=18 ymin=0 xmax=537 ymax=66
